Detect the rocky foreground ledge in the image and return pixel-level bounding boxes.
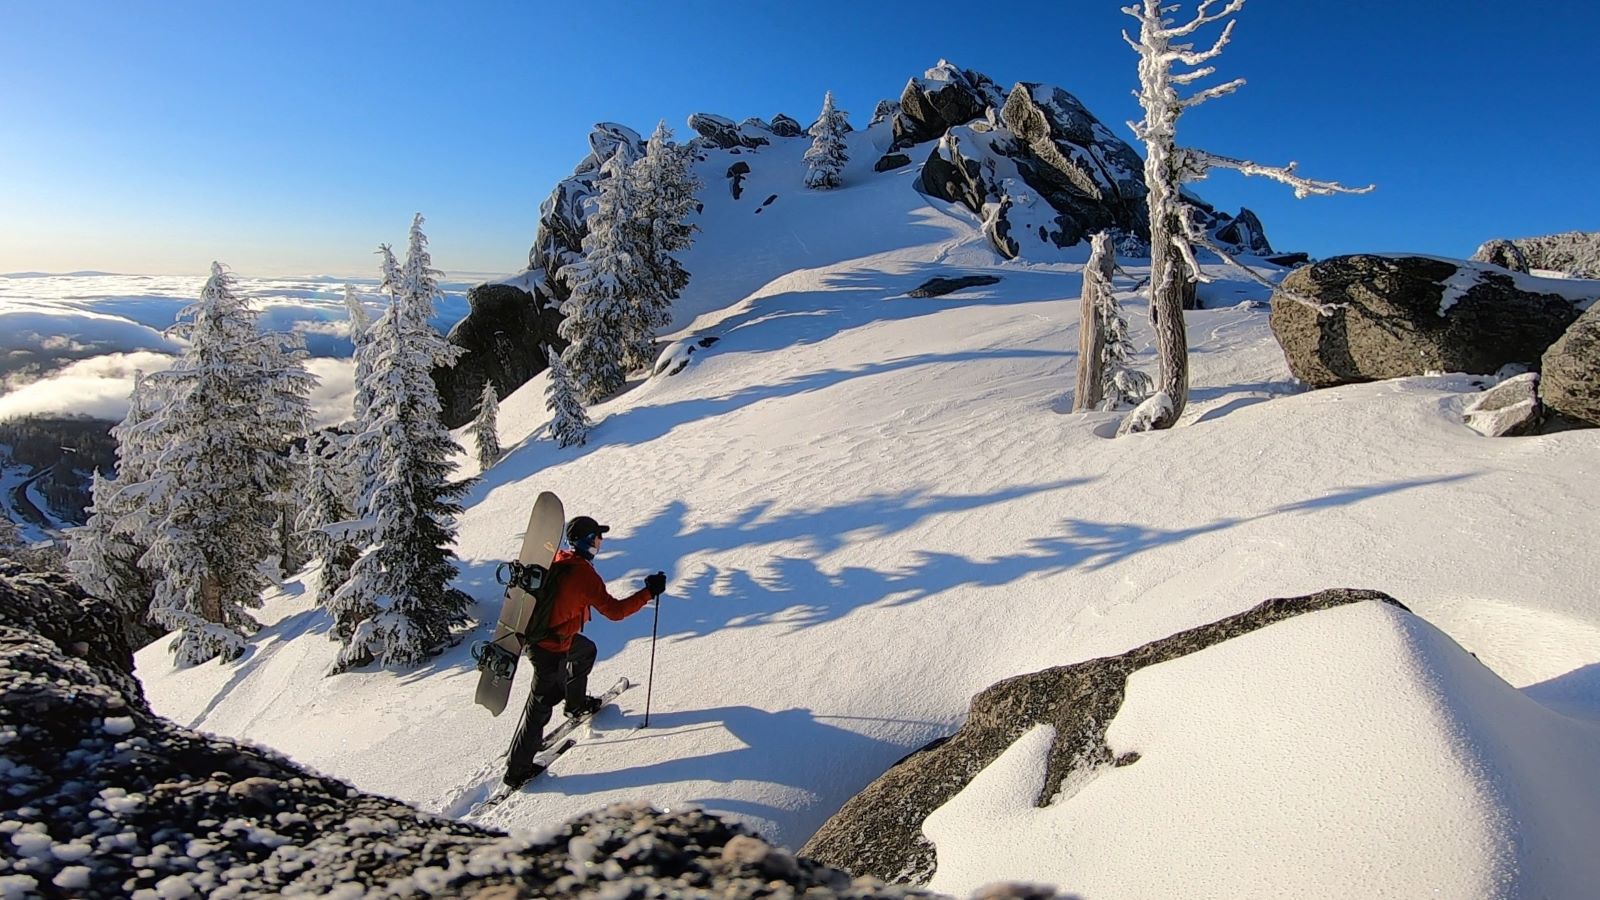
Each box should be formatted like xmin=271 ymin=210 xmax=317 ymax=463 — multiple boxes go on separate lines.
xmin=1 ymin=564 xmax=1018 ymax=899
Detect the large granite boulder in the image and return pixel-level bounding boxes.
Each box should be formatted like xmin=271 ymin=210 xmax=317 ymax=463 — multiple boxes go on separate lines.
xmin=1269 ymin=255 xmax=1583 ymax=388
xmin=433 ymin=280 xmax=566 ymax=428
xmin=770 ymin=114 xmax=804 ymax=138
xmin=1540 ymin=302 xmax=1600 ymax=426
xmin=800 ymin=590 xmax=1406 ymax=884
xmin=0 ymin=565 xmax=951 ymax=899
xmin=688 ymin=113 xmax=771 ymax=150
xmin=1472 ymin=230 xmax=1600 ymax=279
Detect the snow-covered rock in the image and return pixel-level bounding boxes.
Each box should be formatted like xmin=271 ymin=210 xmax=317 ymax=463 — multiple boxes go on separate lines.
xmin=1463 ymin=372 xmax=1543 ymax=436
xmin=800 ymin=589 xmax=1402 ymax=882
xmin=1270 ymin=254 xmax=1587 ymax=388
xmin=806 ymin=591 xmax=1600 ymax=898
xmin=687 ymin=112 xmax=772 ymax=151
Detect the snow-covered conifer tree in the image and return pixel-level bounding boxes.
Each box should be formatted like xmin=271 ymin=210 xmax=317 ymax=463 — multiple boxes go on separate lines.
xmin=331 ymin=216 xmax=473 ymax=671
xmin=623 ymin=120 xmax=701 ymax=372
xmin=137 ymin=263 xmax=315 ymax=665
xmin=1121 ymin=0 xmax=1370 ymax=432
xmin=69 ymin=372 xmax=161 ymax=616
xmin=804 ymin=91 xmax=850 ymax=190
xmin=545 ymin=344 xmax=591 ymax=448
xmin=560 ymin=148 xmax=650 ymax=402
xmin=295 ymin=433 xmax=360 ymax=633
xmin=471 ymin=379 xmax=502 ymax=469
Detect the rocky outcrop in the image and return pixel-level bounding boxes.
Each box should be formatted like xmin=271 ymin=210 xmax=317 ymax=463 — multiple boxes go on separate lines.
xmin=1463 ymin=372 xmax=1544 ymax=436
xmin=889 ymin=61 xmax=1006 ymax=150
xmin=0 ymin=565 xmax=954 ymax=899
xmin=1214 ymin=207 xmax=1273 ymax=255
xmin=770 ymin=114 xmax=804 ymax=138
xmin=920 ymin=136 xmax=987 ymax=215
xmin=875 ymin=153 xmax=912 ymax=172
xmin=434 ymin=281 xmax=566 ymax=427
xmin=1269 ymin=255 xmax=1582 ymax=388
xmin=688 ymin=113 xmax=770 ymax=150
xmin=1472 ymin=231 xmax=1600 ymax=278
xmin=1540 ymin=302 xmax=1600 ymax=426
xmin=800 ymin=589 xmax=1406 ymax=884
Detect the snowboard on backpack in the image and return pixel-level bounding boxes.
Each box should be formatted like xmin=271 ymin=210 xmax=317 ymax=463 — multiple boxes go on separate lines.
xmin=472 ymin=490 xmax=565 ymax=716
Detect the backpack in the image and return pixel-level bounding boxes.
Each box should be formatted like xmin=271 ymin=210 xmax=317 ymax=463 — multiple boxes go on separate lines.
xmin=518 ymin=556 xmax=572 ymax=649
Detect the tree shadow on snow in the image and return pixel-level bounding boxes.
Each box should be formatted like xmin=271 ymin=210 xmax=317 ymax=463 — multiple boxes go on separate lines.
xmin=591 ymin=472 xmax=1478 ymax=649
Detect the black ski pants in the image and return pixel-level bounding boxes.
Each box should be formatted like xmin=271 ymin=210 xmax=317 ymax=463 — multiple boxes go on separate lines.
xmin=505 ymin=633 xmax=596 ymax=780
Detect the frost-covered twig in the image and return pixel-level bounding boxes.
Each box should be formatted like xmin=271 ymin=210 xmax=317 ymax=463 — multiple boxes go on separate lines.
xmin=1185 ymin=148 xmax=1376 ymax=198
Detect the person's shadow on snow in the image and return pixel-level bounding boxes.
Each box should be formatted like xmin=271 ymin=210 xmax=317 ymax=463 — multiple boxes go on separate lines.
xmin=532 ymin=703 xmax=930 ymax=846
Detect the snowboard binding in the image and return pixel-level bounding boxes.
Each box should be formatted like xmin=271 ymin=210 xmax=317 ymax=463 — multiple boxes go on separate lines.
xmin=496 ymin=560 xmax=549 ymax=595
xmin=471 ymin=640 xmax=519 ymax=680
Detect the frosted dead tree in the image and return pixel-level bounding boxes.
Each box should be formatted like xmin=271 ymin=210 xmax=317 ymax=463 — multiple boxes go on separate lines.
xmin=1074 ymin=231 xmax=1152 ymax=412
xmin=1122 ymin=0 xmax=1372 ymax=432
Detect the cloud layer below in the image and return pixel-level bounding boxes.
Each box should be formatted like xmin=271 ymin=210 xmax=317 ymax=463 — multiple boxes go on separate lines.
xmin=0 ymin=272 xmax=474 ymax=426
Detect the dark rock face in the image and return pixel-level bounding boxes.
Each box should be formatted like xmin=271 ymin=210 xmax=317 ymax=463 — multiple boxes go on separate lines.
xmin=1214 ymin=208 xmax=1273 ymax=254
xmin=1463 ymin=372 xmax=1544 ymax=436
xmin=920 ymin=138 xmax=987 ymax=216
xmin=1269 ymin=255 xmax=1583 ymax=388
xmin=434 ymin=282 xmax=566 ymax=428
xmin=891 ymin=62 xmax=1005 ymax=150
xmin=1540 ymin=303 xmax=1600 ymax=426
xmin=770 ymin=114 xmax=804 ymax=137
xmin=800 ymin=589 xmax=1407 ymax=884
xmin=727 ymin=161 xmax=752 ymax=199
xmin=907 ymin=275 xmax=1002 ymax=298
xmin=688 ymin=112 xmax=770 ymax=150
xmin=1472 ymin=231 xmax=1600 ymax=278
xmin=875 ymin=153 xmax=913 ymax=172
xmin=0 ymin=566 xmax=945 ymax=899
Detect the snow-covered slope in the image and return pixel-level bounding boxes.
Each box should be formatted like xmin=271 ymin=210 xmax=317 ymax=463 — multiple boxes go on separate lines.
xmin=138 ymin=122 xmax=1600 ymax=893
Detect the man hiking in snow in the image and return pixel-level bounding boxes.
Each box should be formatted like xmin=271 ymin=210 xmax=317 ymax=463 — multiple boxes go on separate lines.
xmin=503 ymin=515 xmax=665 ymax=786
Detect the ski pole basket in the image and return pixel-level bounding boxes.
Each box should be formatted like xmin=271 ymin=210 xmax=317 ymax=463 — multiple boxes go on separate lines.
xmin=471 ymin=640 xmax=518 ymax=680
xmin=496 ymin=560 xmax=548 ymax=595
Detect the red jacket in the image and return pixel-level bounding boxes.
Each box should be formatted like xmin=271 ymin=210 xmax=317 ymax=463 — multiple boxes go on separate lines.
xmin=534 ymin=549 xmax=652 ymax=653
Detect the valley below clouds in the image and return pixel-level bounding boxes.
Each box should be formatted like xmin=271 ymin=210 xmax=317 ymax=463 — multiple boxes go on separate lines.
xmin=0 ymin=271 xmax=475 ymax=426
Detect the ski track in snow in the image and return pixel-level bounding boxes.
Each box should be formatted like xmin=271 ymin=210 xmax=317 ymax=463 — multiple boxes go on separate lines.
xmin=134 ymin=119 xmax=1600 ymax=891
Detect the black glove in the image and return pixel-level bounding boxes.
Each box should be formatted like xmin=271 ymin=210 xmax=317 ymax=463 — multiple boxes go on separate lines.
xmin=644 ymin=571 xmax=667 ymax=598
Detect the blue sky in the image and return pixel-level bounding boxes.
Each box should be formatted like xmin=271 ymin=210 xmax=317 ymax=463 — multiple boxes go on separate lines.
xmin=1 ymin=1 xmax=1594 ymax=278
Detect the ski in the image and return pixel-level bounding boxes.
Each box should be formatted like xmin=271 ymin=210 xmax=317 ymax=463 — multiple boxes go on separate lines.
xmin=469 ymin=677 xmax=634 ymax=815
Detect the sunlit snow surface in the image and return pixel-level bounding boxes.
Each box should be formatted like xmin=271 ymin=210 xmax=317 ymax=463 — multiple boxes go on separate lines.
xmin=927 ymin=602 xmax=1600 ymax=898
xmin=136 ymin=120 xmax=1600 ymax=894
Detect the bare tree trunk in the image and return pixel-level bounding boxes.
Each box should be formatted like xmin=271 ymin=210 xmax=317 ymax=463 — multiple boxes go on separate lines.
xmin=199 ymin=575 xmax=223 ymax=624
xmin=1073 ymin=232 xmax=1115 ymax=412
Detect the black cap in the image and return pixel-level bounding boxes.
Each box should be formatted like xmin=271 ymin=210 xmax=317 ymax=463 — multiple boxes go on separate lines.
xmin=566 ymin=516 xmax=610 ymax=544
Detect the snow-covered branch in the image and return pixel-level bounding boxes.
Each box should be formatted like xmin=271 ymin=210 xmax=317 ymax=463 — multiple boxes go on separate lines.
xmin=1179 ymin=214 xmax=1344 ymax=316
xmin=1164 ymin=0 xmax=1246 ymax=38
xmin=1181 ymin=77 xmax=1246 ymax=109
xmin=1186 ymin=149 xmax=1376 ymax=198
xmin=1171 ymin=19 xmax=1237 ymax=66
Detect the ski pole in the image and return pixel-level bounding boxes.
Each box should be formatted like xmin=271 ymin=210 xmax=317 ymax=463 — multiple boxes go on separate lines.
xmin=642 ymin=591 xmax=661 ymax=728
